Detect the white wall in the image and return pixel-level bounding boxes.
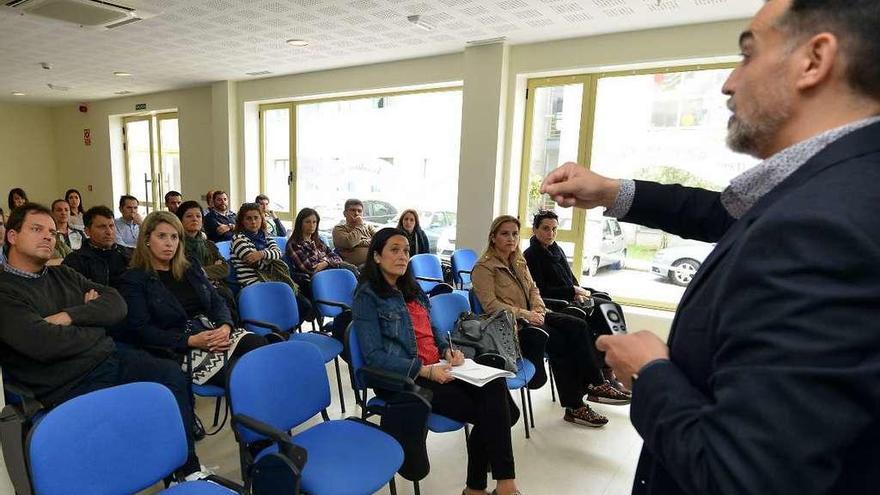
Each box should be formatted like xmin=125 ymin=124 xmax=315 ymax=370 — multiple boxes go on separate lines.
xmin=0 ymin=102 xmax=59 ymax=207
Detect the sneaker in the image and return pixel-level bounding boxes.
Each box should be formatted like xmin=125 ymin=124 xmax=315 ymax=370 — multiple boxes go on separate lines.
xmin=183 ymin=465 xmax=216 ymax=482
xmin=585 ymin=382 xmax=631 ymax=405
xmin=601 ymin=368 xmax=632 ymax=396
xmin=563 ymin=406 xmax=608 ymax=427
xmin=193 ymin=416 xmax=206 ymax=442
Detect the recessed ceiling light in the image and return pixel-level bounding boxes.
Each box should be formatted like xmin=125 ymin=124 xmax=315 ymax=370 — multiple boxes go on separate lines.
xmin=115 ymin=90 xmax=134 ymax=95
xmin=114 ymin=71 xmax=132 ymax=77
xmin=246 ymin=70 xmax=273 ymax=76
xmin=286 ymin=39 xmax=309 ymax=47
xmin=406 ymin=15 xmax=434 ymax=31
xmin=11 ymin=91 xmax=26 ymax=96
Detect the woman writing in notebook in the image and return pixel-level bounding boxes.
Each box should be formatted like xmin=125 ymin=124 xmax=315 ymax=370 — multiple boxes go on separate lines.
xmin=353 ymin=227 xmax=523 ymax=495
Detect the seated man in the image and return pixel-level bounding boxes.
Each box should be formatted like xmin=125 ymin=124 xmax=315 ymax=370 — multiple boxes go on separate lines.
xmin=114 ymin=195 xmax=142 ymax=248
xmin=255 ymin=194 xmax=286 ymax=237
xmin=203 ymin=190 xmax=236 ymax=243
xmin=332 ymin=199 xmax=376 ymax=266
xmin=63 ymin=206 xmax=133 ymax=289
xmin=0 ymin=213 xmax=6 ymax=267
xmin=165 ymin=190 xmax=183 ymax=214
xmin=0 ymin=203 xmax=209 ymax=480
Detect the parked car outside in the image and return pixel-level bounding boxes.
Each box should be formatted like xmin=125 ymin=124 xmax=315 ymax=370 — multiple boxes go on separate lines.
xmin=316 ymin=199 xmax=398 ymax=247
xmin=651 ymin=241 xmax=716 ymax=286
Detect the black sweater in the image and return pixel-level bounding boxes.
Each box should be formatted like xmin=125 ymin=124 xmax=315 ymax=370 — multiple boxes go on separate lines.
xmin=0 ymin=265 xmax=126 ymax=405
xmin=523 ymin=236 xmax=577 ymax=301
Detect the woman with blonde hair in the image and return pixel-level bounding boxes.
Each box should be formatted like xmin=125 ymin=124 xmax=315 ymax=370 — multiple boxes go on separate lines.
xmin=471 ymin=215 xmax=629 ymax=428
xmin=118 ymin=211 xmax=266 ymax=388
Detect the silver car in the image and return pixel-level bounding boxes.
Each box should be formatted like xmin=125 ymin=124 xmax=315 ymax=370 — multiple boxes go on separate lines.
xmin=651 ymin=241 xmax=716 ymax=286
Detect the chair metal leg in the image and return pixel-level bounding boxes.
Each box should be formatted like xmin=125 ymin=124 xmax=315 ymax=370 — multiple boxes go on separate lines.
xmin=519 ymin=388 xmax=530 ymax=439
xmin=212 ymin=397 xmax=223 ymax=427
xmin=413 ymin=479 xmax=420 ymax=495
xmin=334 ymin=356 xmax=346 ymax=414
xmin=526 ymin=387 xmax=535 ymax=429
xmin=388 ymin=476 xmax=398 ymax=495
xmin=548 ymin=359 xmax=557 ymax=403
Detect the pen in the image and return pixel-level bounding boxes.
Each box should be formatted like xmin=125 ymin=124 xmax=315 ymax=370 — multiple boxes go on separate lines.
xmin=447 ymin=331 xmax=456 ymax=354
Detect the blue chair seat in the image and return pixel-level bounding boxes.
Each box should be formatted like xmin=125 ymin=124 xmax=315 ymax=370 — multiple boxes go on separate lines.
xmin=366 ymin=397 xmax=465 ymax=433
xmin=163 ymin=480 xmax=237 ymax=494
xmin=192 ymin=383 xmax=224 ymax=398
xmin=255 ymin=419 xmax=403 ymax=495
xmin=506 ymin=359 xmax=536 ymax=390
xmin=290 ymin=332 xmax=344 ymax=363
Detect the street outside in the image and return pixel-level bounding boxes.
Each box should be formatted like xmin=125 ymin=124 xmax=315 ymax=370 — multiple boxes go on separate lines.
xmin=579 ymin=259 xmax=686 ymax=307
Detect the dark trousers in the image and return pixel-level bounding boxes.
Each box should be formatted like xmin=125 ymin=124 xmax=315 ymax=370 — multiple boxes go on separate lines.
xmin=206 ymin=332 xmax=268 ymax=387
xmin=544 ymin=312 xmax=605 ymax=409
xmin=416 ymin=377 xmax=519 ymax=490
xmin=54 ymin=347 xmax=201 ymax=475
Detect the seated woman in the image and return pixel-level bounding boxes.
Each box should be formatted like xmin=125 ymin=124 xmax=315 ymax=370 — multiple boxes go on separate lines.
xmin=48 ymin=199 xmax=85 ymax=266
xmin=396 ymin=209 xmax=430 ymax=255
xmin=523 ymin=210 xmax=629 ymax=394
xmin=65 ymin=188 xmax=86 ymax=231
xmin=287 ymin=207 xmax=359 ymax=285
xmin=176 ymin=200 xmax=238 ymax=319
xmin=232 ymin=203 xmax=313 ymax=321
xmin=472 ymin=215 xmax=630 ymax=429
xmin=118 ymin=211 xmax=267 ymax=388
xmin=7 ymin=187 xmax=27 ymax=212
xmin=354 ymin=228 xmax=522 ymax=495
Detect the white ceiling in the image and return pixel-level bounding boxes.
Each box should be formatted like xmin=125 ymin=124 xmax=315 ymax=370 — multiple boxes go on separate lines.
xmin=0 ymin=0 xmax=759 ymax=104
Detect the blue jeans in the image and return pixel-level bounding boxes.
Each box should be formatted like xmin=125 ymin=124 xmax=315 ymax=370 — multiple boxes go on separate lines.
xmin=54 ymin=346 xmax=200 ymax=475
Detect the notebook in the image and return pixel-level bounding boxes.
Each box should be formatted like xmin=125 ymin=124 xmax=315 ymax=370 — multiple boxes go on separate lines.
xmin=440 ymin=358 xmax=515 ymax=387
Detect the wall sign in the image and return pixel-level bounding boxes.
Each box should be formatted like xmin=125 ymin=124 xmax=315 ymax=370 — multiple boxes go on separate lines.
xmin=83 ymin=128 xmax=91 ymax=146
xmin=135 ymin=103 xmax=147 ymax=111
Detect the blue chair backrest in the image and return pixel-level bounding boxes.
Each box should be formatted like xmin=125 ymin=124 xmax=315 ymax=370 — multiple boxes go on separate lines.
xmin=273 ymin=236 xmax=287 ymax=253
xmin=429 ymin=292 xmax=470 ymax=333
xmin=238 ymin=282 xmax=300 ymax=334
xmin=28 ymin=382 xmax=186 ymax=495
xmin=229 ymin=341 xmax=330 ymax=445
xmin=410 ymin=254 xmax=444 ymax=292
xmin=468 ymin=289 xmax=484 ymax=315
xmin=216 ymin=240 xmax=232 ymax=259
xmin=311 ymin=268 xmax=358 ymax=318
xmin=451 ymin=249 xmax=478 ymax=288
xmin=346 ymin=324 xmax=368 ymax=392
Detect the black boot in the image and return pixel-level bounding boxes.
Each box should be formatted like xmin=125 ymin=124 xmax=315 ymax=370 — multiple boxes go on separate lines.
xmin=519 ymin=325 xmax=549 ymax=389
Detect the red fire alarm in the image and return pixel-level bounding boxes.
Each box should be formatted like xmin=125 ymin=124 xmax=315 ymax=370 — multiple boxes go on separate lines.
xmin=79 ymin=104 xmax=88 ymax=113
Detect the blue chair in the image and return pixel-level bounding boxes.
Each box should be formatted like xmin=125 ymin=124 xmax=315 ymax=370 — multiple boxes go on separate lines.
xmin=228 ymin=341 xmax=403 ymax=495
xmin=346 ymin=324 xmax=465 ymax=495
xmin=409 ymin=254 xmax=445 ymax=293
xmin=467 ymin=289 xmax=537 ymax=438
xmin=311 ymin=268 xmax=357 ymax=320
xmin=428 ymin=292 xmax=470 ymax=335
xmin=238 ymin=282 xmax=347 ymax=413
xmin=27 ymin=382 xmax=240 ymax=495
xmin=451 ymin=249 xmax=478 ymax=289
xmin=273 ymin=236 xmax=287 ymax=253
xmin=215 ymin=240 xmax=232 ymax=260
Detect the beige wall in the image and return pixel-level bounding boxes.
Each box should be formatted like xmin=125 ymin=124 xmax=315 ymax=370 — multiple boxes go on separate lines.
xmin=0 ymin=102 xmax=59 ymax=207
xmin=50 ymin=86 xmax=214 ymax=211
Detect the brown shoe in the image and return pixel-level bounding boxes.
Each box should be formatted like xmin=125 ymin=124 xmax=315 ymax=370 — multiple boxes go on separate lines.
xmin=585 ymin=382 xmax=631 ymax=405
xmin=602 ymin=368 xmax=632 ymax=396
xmin=563 ymin=406 xmax=608 ymax=427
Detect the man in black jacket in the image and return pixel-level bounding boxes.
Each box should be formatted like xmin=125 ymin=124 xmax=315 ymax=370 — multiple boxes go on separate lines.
xmin=63 ymin=205 xmax=132 ymax=288
xmin=0 ymin=203 xmax=209 ymax=480
xmin=542 ymin=1 xmax=880 ymax=494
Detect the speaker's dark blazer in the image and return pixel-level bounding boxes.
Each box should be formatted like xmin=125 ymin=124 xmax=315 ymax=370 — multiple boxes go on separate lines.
xmin=623 ymin=121 xmax=880 ymax=495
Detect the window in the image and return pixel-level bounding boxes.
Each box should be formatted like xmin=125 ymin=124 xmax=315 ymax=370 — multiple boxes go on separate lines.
xmin=260 ymin=88 xmax=463 ymax=256
xmin=521 ymin=67 xmax=758 ymax=310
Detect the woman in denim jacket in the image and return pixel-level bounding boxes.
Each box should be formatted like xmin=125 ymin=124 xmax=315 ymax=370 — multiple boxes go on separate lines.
xmin=353 ymin=228 xmax=523 ymax=495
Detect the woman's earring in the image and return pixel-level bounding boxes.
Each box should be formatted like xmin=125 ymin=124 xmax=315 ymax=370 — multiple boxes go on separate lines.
xmin=145 ymin=242 xmax=150 ymax=246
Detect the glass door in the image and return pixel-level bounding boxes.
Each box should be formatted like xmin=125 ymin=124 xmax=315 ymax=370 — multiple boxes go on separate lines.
xmin=518 ymin=76 xmax=594 ymax=275
xmin=123 ymin=116 xmax=154 ymax=214
xmin=157 ymin=113 xmax=181 ymax=205
xmin=260 ymin=104 xmax=293 ymax=221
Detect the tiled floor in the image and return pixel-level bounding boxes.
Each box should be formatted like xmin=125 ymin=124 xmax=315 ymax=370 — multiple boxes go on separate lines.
xmin=147 ymin=360 xmax=642 ymax=494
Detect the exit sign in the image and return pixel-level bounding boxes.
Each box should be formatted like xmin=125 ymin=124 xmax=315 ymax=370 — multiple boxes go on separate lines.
xmin=135 ymin=103 xmax=147 ymax=111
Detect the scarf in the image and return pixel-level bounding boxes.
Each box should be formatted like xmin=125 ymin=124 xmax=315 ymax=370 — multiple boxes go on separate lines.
xmin=184 ymin=233 xmax=210 ymax=265
xmin=244 ymin=229 xmax=269 ymax=251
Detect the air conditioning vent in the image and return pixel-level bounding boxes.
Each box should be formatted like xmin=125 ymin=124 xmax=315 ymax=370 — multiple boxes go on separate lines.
xmin=5 ymin=0 xmax=156 ymax=29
